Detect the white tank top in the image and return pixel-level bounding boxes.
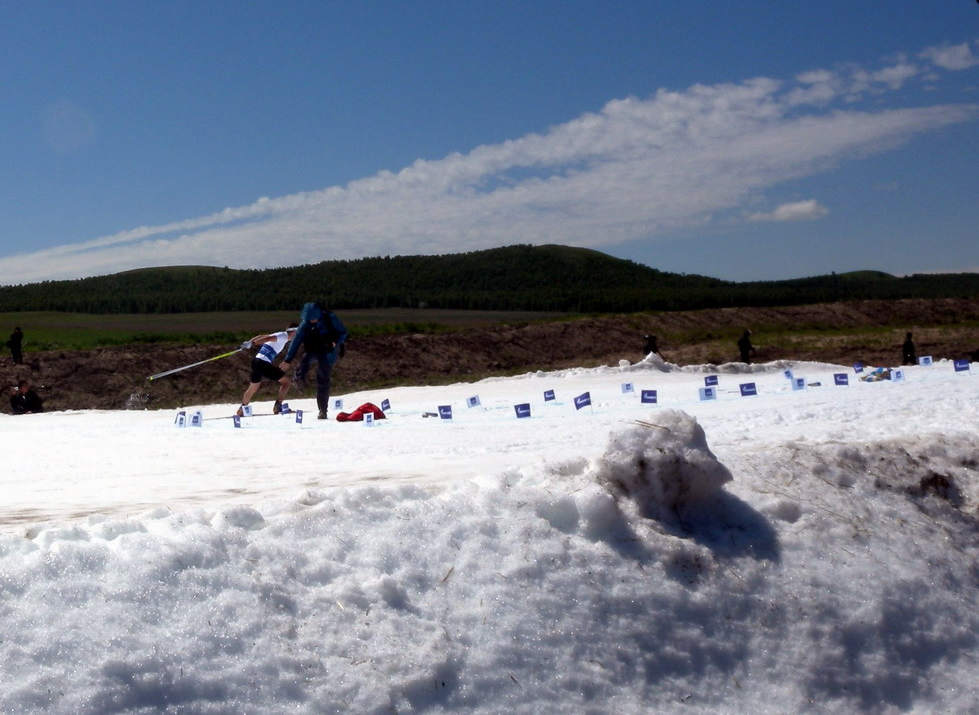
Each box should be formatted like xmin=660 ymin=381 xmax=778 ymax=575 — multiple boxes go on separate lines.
xmin=257 ymin=331 xmax=290 ymax=364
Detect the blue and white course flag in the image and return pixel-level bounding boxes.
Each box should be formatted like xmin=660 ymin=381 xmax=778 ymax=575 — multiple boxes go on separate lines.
xmin=334 ymin=398 xmax=343 ymax=411
xmin=698 ymin=387 xmax=716 ymax=401
xmin=543 ymin=389 xmax=556 ymax=402
xmin=918 ymin=356 xmax=932 ymax=367
xmin=792 ymin=377 xmax=806 ymax=391
xmin=514 ymin=403 xmax=531 ymax=419
xmin=834 ymin=373 xmax=849 ymax=386
xmin=891 ymin=368 xmax=905 ymax=382
xmin=381 ymin=398 xmax=391 ymax=411
xmin=705 ymin=375 xmax=719 ymax=387
xmin=954 ymin=359 xmax=970 ymax=372
xmin=640 ymin=389 xmax=658 ymax=404
xmin=574 ymin=392 xmax=592 ymax=410
xmin=466 ymin=395 xmax=481 ymax=408
xmin=739 ymin=382 xmax=757 ymax=397
xmin=784 ymin=369 xmax=794 ymax=381
xmin=438 ymin=405 xmax=453 ymax=420
xmin=853 ymin=362 xmax=864 ymax=373
xmin=621 ymin=382 xmax=635 ymax=394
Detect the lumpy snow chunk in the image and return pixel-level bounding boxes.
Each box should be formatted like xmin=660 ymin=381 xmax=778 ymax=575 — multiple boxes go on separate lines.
xmin=594 ymin=409 xmax=733 ymax=520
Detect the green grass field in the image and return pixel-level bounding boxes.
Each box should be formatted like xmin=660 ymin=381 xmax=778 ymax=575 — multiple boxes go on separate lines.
xmin=0 ymin=309 xmax=570 ymax=351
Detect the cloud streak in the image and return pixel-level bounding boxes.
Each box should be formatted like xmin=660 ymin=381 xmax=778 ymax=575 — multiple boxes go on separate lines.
xmin=1 ymin=42 xmax=977 ymax=284
xmin=748 ymin=200 xmax=829 ymax=223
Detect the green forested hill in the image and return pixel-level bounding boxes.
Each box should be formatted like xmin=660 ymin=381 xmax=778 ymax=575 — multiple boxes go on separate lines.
xmin=0 ymin=244 xmax=977 ymax=314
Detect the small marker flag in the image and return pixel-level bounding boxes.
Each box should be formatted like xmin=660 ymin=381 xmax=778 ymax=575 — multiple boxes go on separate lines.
xmin=573 ymin=392 xmax=591 ymax=410
xmin=699 ymin=387 xmax=716 ymax=401
xmin=621 ymin=382 xmax=635 ymax=394
xmin=705 ymin=375 xmax=719 ymax=387
xmin=853 ymin=362 xmax=864 ymax=373
xmin=640 ymin=389 xmax=658 ymax=404
xmin=381 ymin=398 xmax=391 ymax=411
xmin=466 ymin=395 xmax=481 ymax=408
xmin=514 ymin=403 xmax=531 ymax=418
xmin=739 ymin=382 xmax=757 ymax=397
xmin=834 ymin=373 xmax=849 ymax=386
xmin=438 ymin=405 xmax=453 ymax=419
xmin=543 ymin=389 xmax=556 ymax=402
xmin=918 ymin=356 xmax=933 ymax=367
xmin=954 ymin=359 xmax=970 ymax=372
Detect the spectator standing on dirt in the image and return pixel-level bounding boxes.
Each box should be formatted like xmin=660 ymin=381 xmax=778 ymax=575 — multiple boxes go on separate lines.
xmin=902 ymin=332 xmax=917 ymax=366
xmin=737 ymin=329 xmax=756 ymax=364
xmin=6 ymin=327 xmax=23 ymax=365
xmin=642 ymin=334 xmax=659 ymax=356
xmin=280 ymin=302 xmax=348 ymax=420
xmin=10 ymin=378 xmax=42 ymax=414
xmin=236 ymin=324 xmax=298 ymax=417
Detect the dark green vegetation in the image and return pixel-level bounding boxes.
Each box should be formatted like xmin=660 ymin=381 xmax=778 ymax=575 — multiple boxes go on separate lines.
xmin=0 ymin=309 xmax=567 ymax=352
xmin=2 ymin=244 xmax=977 ymax=315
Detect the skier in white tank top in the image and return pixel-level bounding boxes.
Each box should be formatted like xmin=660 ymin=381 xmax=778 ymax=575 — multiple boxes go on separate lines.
xmin=236 ymin=324 xmax=298 ymax=417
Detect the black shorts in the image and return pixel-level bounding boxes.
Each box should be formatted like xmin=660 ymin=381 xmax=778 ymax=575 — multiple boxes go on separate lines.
xmin=250 ymin=358 xmax=285 ymax=383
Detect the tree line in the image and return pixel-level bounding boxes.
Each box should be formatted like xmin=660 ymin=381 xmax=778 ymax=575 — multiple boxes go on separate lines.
xmin=0 ymin=245 xmax=977 ymax=314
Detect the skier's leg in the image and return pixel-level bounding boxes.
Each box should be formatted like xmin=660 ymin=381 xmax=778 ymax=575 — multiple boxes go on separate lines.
xmin=241 ymin=381 xmax=261 ymax=406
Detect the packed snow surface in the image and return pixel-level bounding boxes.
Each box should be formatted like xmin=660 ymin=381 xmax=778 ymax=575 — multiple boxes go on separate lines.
xmin=1 ymin=356 xmax=977 ymax=713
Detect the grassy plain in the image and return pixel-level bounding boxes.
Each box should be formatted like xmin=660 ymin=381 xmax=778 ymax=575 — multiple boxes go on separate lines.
xmin=0 ymin=309 xmax=570 ymax=351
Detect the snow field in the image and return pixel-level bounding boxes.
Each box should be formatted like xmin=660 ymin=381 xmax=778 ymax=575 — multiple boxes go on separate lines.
xmin=0 ymin=356 xmax=977 ymax=712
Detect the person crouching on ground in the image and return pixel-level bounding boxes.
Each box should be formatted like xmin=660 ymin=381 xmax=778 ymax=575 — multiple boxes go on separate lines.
xmin=279 ymin=302 xmax=348 ymax=420
xmin=10 ymin=378 xmax=42 ymax=414
xmin=237 ymin=324 xmax=298 ymax=417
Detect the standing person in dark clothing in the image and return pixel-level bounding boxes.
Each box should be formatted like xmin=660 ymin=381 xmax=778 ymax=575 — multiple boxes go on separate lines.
xmin=737 ymin=329 xmax=756 ymax=364
xmin=10 ymin=378 xmax=42 ymax=414
xmin=642 ymin=334 xmax=659 ymax=356
xmin=7 ymin=327 xmax=23 ymax=364
xmin=901 ymin=332 xmax=917 ymax=366
xmin=280 ymin=302 xmax=348 ymax=420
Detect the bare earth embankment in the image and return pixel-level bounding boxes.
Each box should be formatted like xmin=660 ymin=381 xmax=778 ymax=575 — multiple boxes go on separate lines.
xmin=3 ymin=298 xmax=978 ymax=412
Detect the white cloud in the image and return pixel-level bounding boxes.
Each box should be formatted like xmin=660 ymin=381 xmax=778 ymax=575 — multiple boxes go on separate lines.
xmin=1 ymin=45 xmax=977 ymax=284
xmin=920 ymin=42 xmax=979 ymax=71
xmin=748 ymin=199 xmax=829 ymax=223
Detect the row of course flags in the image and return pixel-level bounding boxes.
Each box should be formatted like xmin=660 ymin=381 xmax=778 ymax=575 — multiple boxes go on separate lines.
xmin=435 ymin=357 xmax=972 ymax=420
xmin=179 ymin=357 xmax=971 ymax=427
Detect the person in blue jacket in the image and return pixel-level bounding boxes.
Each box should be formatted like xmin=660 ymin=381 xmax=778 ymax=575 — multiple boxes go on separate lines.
xmin=280 ymin=301 xmax=348 ymax=419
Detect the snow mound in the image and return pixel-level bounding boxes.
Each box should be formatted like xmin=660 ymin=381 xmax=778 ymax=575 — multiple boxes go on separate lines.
xmin=674 ymin=359 xmax=843 ymax=375
xmin=593 ymin=409 xmax=733 ymax=520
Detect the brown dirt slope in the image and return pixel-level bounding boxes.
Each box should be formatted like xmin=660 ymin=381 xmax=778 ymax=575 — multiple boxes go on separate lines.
xmin=2 ymin=298 xmax=978 ymax=412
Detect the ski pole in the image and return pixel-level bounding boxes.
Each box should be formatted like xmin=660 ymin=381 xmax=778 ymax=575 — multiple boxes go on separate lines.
xmin=147 ymin=348 xmax=244 ymax=381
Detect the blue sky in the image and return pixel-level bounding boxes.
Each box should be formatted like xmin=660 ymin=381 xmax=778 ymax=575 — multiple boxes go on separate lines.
xmin=1 ymin=1 xmax=977 ymax=284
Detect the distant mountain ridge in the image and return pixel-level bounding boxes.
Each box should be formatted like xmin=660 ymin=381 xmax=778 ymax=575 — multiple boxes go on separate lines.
xmin=0 ymin=244 xmax=976 ymax=314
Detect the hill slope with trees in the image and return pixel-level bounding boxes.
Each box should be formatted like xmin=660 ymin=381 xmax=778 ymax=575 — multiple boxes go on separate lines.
xmin=1 ymin=244 xmax=977 ymax=314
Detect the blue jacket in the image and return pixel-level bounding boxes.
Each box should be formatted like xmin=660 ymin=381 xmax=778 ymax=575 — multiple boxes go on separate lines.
xmin=284 ymin=303 xmax=348 ymax=364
